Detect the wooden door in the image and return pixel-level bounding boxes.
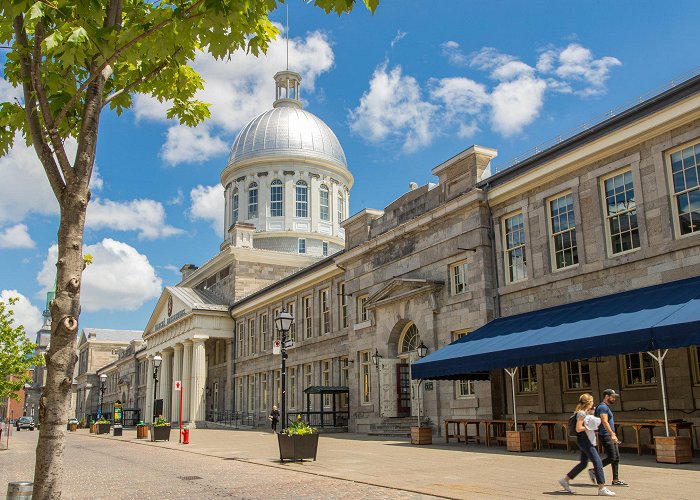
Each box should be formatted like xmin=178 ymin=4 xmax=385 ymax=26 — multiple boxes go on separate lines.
xmin=396 ymin=363 xmax=411 ymax=416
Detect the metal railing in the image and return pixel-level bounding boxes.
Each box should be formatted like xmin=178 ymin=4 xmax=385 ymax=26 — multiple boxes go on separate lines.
xmin=292 ymin=410 xmax=349 ymax=428
xmin=207 ymin=410 xmax=257 ymax=428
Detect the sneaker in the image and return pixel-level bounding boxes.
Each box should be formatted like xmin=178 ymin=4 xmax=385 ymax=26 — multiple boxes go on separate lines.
xmin=588 ymin=469 xmax=597 ymax=484
xmin=598 ymin=487 xmax=616 ymax=496
xmin=559 ymin=478 xmax=572 ymax=493
xmin=611 ymin=480 xmax=628 ymax=486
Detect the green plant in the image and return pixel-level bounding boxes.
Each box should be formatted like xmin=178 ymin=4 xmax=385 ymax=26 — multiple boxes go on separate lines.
xmin=137 ymin=420 xmax=145 ymax=426
xmin=95 ymin=417 xmax=109 ymax=425
xmin=153 ymin=416 xmax=170 ymax=427
xmin=282 ymin=415 xmax=317 ymax=436
xmin=79 ymin=419 xmax=85 ymax=428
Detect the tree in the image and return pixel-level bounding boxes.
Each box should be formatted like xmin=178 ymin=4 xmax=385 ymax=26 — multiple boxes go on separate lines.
xmin=0 ymin=297 xmax=44 ymax=402
xmin=0 ymin=0 xmax=378 ymax=497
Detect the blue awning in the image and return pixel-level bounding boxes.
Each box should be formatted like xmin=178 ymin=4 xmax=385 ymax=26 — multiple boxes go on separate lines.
xmin=412 ymin=275 xmax=700 ymax=380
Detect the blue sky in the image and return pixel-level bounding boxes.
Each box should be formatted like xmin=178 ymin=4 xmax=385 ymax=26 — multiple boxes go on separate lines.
xmin=2 ymin=0 xmax=699 ymax=337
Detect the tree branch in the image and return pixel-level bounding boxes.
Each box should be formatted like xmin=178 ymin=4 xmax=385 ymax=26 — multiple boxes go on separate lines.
xmin=102 ymin=52 xmax=179 ymax=108
xmin=13 ymin=15 xmax=65 ymax=200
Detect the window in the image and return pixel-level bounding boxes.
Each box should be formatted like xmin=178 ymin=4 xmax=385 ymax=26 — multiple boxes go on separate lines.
xmin=360 ymin=351 xmax=371 ymax=404
xmin=338 ymin=282 xmax=348 ymax=329
xmin=549 ymin=193 xmax=579 ymax=269
xmin=271 ymin=180 xmax=283 ymax=217
xmin=261 ymin=373 xmax=268 ymax=410
xmin=624 ymin=353 xmax=656 ymax=386
xmin=357 ymin=294 xmax=369 ymax=323
xmin=247 ymin=374 xmax=256 ymax=412
xmin=248 ymin=318 xmax=256 ymax=354
xmin=504 ymin=212 xmax=527 ymax=283
xmin=400 ymin=324 xmax=421 ymax=353
xmin=295 ymin=180 xmax=308 ymax=217
xmin=320 ymin=289 xmax=330 ymax=334
xmin=452 ymin=331 xmax=474 ymax=397
xmin=602 ymin=170 xmax=640 ymax=254
xmin=320 ymin=184 xmax=330 ymax=221
xmin=322 ymin=360 xmax=331 ymax=407
xmin=304 ymin=364 xmax=313 ymax=409
xmin=450 ymin=260 xmax=469 ymax=295
xmin=322 ymin=241 xmax=329 ymax=257
xmin=517 ymin=365 xmax=538 ymax=393
xmin=564 ymin=360 xmax=591 ymax=390
xmin=338 ymin=193 xmax=345 ymax=224
xmin=274 ymin=369 xmax=281 ymax=406
xmin=273 ymin=308 xmax=281 ymax=341
xmin=248 ymin=182 xmax=258 ymax=219
xmin=260 ymin=313 xmax=269 ymax=351
xmin=340 ymin=357 xmax=349 ymax=408
xmin=669 ymin=142 xmax=700 ymax=235
xmin=289 ymin=367 xmax=297 ymax=409
xmin=303 ymin=296 xmax=312 ymax=339
xmin=287 ymin=302 xmax=296 ymax=342
xmin=298 ymin=238 xmax=306 ymax=254
xmin=232 ymin=188 xmax=239 ymax=225
xmin=237 ymin=323 xmax=244 ymax=357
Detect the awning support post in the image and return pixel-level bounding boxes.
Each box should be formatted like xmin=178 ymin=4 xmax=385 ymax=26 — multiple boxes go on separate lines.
xmin=504 ymin=368 xmax=518 ymax=428
xmin=647 ymin=348 xmax=670 ymax=437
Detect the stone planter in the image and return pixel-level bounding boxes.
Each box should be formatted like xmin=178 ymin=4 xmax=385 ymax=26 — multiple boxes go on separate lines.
xmin=655 ymin=436 xmax=693 ymax=464
xmin=411 ymin=426 xmax=433 ymax=445
xmin=277 ymin=433 xmax=319 ymax=461
xmin=96 ymin=423 xmax=110 ymax=435
xmin=150 ymin=424 xmax=172 ymax=442
xmin=136 ymin=424 xmax=148 ymax=439
xmin=506 ymin=430 xmax=534 ymax=452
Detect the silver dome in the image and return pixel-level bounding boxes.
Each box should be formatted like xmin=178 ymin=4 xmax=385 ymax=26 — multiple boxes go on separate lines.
xmin=227 ymin=107 xmax=348 ymax=169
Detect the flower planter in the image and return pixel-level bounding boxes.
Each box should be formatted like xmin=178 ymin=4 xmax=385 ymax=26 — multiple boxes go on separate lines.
xmin=410 ymin=426 xmax=433 ymax=445
xmin=655 ymin=436 xmax=693 ymax=464
xmin=136 ymin=424 xmax=148 ymax=439
xmin=67 ymin=423 xmax=78 ymax=432
xmin=506 ymin=430 xmax=534 ymax=452
xmin=96 ymin=423 xmax=110 ymax=435
xmin=277 ymin=433 xmax=319 ymax=461
xmin=150 ymin=424 xmax=172 ymax=442
xmin=89 ymin=423 xmax=96 ymax=434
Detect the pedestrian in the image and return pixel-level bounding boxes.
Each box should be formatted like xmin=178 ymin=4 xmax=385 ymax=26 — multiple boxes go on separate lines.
xmin=268 ymin=405 xmax=280 ymax=433
xmin=591 ymin=389 xmax=628 ymax=486
xmin=558 ymin=393 xmax=615 ymax=496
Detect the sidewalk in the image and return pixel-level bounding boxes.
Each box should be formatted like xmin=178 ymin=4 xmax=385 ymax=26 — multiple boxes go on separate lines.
xmin=75 ymin=428 xmax=700 ymax=499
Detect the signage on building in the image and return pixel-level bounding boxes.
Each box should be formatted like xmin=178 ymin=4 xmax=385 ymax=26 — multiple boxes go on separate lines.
xmin=174 ymin=380 xmax=182 ymax=391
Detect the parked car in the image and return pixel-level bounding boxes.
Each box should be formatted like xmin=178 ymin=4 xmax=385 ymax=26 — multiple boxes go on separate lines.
xmin=16 ymin=416 xmax=35 ymax=431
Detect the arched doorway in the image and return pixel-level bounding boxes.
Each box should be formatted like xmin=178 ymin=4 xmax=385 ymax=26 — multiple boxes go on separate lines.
xmin=396 ymin=323 xmax=422 ymax=417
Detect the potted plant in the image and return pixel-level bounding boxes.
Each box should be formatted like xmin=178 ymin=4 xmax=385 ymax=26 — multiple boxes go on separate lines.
xmin=67 ymin=419 xmax=78 ymax=432
xmin=411 ymin=417 xmax=433 ymax=445
xmin=277 ymin=415 xmax=319 ymax=462
xmin=655 ymin=436 xmax=693 ymax=464
xmin=150 ymin=416 xmax=171 ymax=442
xmin=89 ymin=420 xmax=96 ymax=433
xmin=95 ymin=417 xmax=110 ymax=435
xmin=136 ymin=420 xmax=148 ymax=439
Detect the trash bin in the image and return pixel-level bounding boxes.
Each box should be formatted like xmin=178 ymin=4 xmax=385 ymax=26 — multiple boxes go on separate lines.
xmin=113 ymin=425 xmax=123 ymax=437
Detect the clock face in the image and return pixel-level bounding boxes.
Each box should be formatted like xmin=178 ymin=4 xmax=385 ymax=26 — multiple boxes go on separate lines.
xmin=167 ymin=296 xmax=173 ymax=317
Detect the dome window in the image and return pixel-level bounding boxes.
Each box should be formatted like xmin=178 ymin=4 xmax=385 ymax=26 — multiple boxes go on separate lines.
xmin=271 ymin=180 xmax=283 ymax=217
xmin=296 ymin=180 xmax=309 ymax=218
xmin=232 ymin=188 xmax=239 ymax=224
xmin=337 ymin=193 xmax=345 ymax=224
xmin=319 ymin=185 xmax=330 ymax=221
xmin=248 ymin=182 xmax=258 ymax=219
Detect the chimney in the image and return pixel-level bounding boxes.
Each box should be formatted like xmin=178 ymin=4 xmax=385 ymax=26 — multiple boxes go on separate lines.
xmin=180 ymin=264 xmax=198 ymax=281
xmin=432 ymin=145 xmax=497 ymax=202
xmin=228 ymin=222 xmax=256 ymax=248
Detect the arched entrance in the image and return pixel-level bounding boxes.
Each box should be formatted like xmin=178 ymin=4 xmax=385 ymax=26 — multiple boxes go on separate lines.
xmin=396 ymin=323 xmax=422 ymax=417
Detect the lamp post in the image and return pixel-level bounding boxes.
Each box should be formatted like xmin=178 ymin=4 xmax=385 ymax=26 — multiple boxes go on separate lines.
xmin=415 ymin=341 xmax=428 ymax=428
xmin=371 ymin=349 xmax=382 ymax=414
xmin=98 ymin=373 xmax=107 ymax=419
xmin=274 ymin=309 xmax=294 ymax=430
xmin=152 ymin=354 xmax=162 ymax=421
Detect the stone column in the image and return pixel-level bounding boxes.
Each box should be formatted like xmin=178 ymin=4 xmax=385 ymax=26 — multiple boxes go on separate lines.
xmin=160 ymin=350 xmax=173 ymax=421
xmin=144 ymin=356 xmax=153 ymax=423
xmin=171 ymin=344 xmax=183 ymax=421
xmin=191 ymin=338 xmax=207 ymax=423
xmin=225 ymin=339 xmax=234 ymax=412
xmin=182 ymin=341 xmax=193 ymax=422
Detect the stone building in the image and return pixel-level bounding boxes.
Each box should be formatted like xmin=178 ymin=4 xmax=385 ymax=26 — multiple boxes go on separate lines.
xmin=95 ymin=338 xmax=146 ymax=424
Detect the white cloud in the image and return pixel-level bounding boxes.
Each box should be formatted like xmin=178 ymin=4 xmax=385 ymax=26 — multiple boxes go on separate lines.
xmin=539 ymin=43 xmax=621 ymax=96
xmin=440 ymin=41 xmax=469 ymax=66
xmin=0 ymin=78 xmax=23 ymax=102
xmin=0 ymin=224 xmax=35 ymax=248
xmin=349 ymin=63 xmax=437 ymax=153
xmin=469 ymin=46 xmax=518 ymax=71
xmin=429 ymin=77 xmax=489 ymax=116
xmin=160 ymin=124 xmax=229 ymax=166
xmin=86 ymin=198 xmax=183 ymax=240
xmin=1 ymin=290 xmax=43 ymax=338
xmin=491 ymin=76 xmax=548 ymax=136
xmin=37 ymin=239 xmax=162 ymax=312
xmin=390 ymin=30 xmax=407 ymax=48
xmin=189 ymin=184 xmax=224 ymax=237
xmin=168 ymin=189 xmax=184 ymax=206
xmin=491 ymin=60 xmax=536 ymax=81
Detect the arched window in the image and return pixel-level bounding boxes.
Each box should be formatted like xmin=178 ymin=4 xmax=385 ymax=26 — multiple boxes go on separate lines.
xmin=319 ymin=184 xmax=330 ymax=221
xmin=270 ymin=180 xmax=283 ymax=217
xmin=399 ymin=324 xmax=421 ymax=354
xmin=248 ymin=182 xmax=258 ymax=219
xmin=337 ymin=192 xmax=345 ymax=224
xmin=296 ymin=180 xmax=308 ymax=218
xmin=232 ymin=188 xmax=239 ymax=225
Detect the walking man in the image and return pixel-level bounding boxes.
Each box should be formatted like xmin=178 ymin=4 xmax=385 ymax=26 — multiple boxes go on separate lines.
xmin=591 ymin=389 xmax=628 ymax=486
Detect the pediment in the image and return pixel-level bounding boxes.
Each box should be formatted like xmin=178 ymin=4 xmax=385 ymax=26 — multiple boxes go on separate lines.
xmin=143 ymin=287 xmax=192 ymax=338
xmin=365 ymin=279 xmax=443 ymax=310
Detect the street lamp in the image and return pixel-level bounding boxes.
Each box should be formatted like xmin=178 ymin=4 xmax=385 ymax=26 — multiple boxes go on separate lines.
xmin=274 ymin=309 xmax=294 ymax=430
xmin=98 ymin=373 xmax=107 ymax=419
xmin=371 ymin=349 xmax=382 ymax=413
xmin=152 ymin=354 xmax=162 ymax=422
xmin=415 ymin=342 xmax=429 ymax=428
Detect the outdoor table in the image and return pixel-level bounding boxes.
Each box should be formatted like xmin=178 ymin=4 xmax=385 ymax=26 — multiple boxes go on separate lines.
xmin=531 ymin=420 xmax=573 ymax=451
xmin=483 ymin=419 xmax=528 ymax=446
xmin=444 ymin=419 xmax=484 ymax=445
xmin=615 ymin=420 xmax=694 ymax=455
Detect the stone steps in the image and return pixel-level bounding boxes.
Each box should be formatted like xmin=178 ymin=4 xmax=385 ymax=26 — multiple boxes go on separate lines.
xmin=367 ymin=417 xmax=415 ymax=437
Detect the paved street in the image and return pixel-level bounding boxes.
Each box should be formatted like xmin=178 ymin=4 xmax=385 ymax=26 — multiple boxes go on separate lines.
xmin=1 ymin=427 xmax=699 ymax=499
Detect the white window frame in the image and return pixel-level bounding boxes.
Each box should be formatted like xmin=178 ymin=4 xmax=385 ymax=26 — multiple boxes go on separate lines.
xmin=360 ymin=350 xmax=372 ymax=405
xmin=319 ymin=184 xmax=330 ymax=221
xmin=296 ymin=180 xmax=309 ymax=218
xmin=270 ymin=179 xmax=283 ymax=217
xmin=601 ymin=168 xmax=641 ymax=256
xmin=547 ymin=191 xmax=579 ymax=270
xmin=339 ymin=282 xmax=348 ymax=329
xmin=357 ymin=294 xmax=369 ymax=323
xmin=248 ymin=182 xmax=258 ymax=219
xmin=622 ymin=353 xmax=657 ymax=387
xmin=298 ymin=238 xmax=306 ymax=254
xmin=231 ymin=188 xmax=239 ymax=225
xmin=517 ymin=365 xmax=538 ymax=394
xmin=287 ymin=302 xmax=296 ymax=342
xmin=450 ymin=260 xmax=469 ymax=295
xmin=563 ymin=360 xmax=591 ymax=391
xmin=320 ymin=288 xmax=330 ymax=334
xmin=503 ymin=212 xmax=527 ymax=284
xmin=667 ymin=140 xmax=700 ymax=237
xmin=303 ymin=296 xmax=313 ymax=339
xmin=260 ymin=313 xmax=268 ymax=351
xmin=248 ymin=317 xmax=256 ymax=355
xmin=322 ymin=241 xmax=329 ymax=257
xmin=337 ymin=193 xmax=345 ymax=224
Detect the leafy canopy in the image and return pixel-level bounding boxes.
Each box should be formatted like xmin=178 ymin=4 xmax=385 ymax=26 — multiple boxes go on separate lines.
xmin=0 ymin=297 xmax=44 ymax=401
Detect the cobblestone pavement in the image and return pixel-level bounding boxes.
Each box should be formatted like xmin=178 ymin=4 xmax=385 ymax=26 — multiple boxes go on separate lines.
xmin=0 ymin=430 xmax=433 ymax=499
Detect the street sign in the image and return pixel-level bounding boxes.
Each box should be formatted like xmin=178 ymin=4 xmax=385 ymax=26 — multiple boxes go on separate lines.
xmin=174 ymin=380 xmax=182 ymax=391
xmin=273 ymin=339 xmax=281 ymax=355
xmin=284 ymin=340 xmax=295 ymax=349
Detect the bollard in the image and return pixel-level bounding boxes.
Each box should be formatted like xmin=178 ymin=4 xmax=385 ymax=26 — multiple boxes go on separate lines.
xmin=6 ymin=481 xmax=33 ymax=499
xmin=182 ymin=428 xmax=189 ymax=444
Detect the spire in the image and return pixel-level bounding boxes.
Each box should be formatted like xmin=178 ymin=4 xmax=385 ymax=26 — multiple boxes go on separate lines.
xmin=273 ymin=70 xmax=302 ymax=109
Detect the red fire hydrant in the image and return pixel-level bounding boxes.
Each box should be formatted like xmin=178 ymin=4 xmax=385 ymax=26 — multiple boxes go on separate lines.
xmin=182 ymin=428 xmax=189 ymax=444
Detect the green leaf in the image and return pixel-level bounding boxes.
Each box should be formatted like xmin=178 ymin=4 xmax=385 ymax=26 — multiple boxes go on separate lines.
xmin=42 ymin=31 xmax=63 ymax=52
xmin=67 ymin=26 xmax=89 ymax=45
xmin=27 ymin=2 xmax=45 ymax=21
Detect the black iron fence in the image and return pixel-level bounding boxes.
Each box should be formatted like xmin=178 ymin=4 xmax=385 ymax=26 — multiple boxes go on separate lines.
xmin=292 ymin=410 xmax=349 ymax=428
xmin=207 ymin=410 xmax=257 ymax=427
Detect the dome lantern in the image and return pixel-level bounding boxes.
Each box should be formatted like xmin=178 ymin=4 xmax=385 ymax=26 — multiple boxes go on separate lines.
xmin=273 ymin=70 xmax=302 ymax=110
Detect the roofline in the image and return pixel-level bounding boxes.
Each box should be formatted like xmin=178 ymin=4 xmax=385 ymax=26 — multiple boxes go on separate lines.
xmin=478 ymin=73 xmax=700 ymax=188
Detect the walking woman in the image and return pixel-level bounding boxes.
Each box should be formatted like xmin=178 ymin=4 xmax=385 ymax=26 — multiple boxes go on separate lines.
xmin=269 ymin=405 xmax=280 ymax=433
xmin=559 ymin=393 xmax=615 ymax=496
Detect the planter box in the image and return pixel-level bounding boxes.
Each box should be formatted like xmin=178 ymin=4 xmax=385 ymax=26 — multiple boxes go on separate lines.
xmin=277 ymin=433 xmax=319 ymax=461
xmin=67 ymin=423 xmax=78 ymax=432
xmin=96 ymin=423 xmax=110 ymax=435
xmin=89 ymin=424 xmax=96 ymax=433
xmin=655 ymin=436 xmax=693 ymax=464
xmin=411 ymin=426 xmax=433 ymax=445
xmin=136 ymin=425 xmax=148 ymax=439
xmin=150 ymin=425 xmax=172 ymax=442
xmin=506 ymin=430 xmax=534 ymax=452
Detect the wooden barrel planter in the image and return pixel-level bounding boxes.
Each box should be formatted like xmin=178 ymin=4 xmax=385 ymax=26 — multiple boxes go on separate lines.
xmin=277 ymin=433 xmax=319 ymax=461
xmin=655 ymin=436 xmax=693 ymax=464
xmin=89 ymin=423 xmax=96 ymax=434
xmin=506 ymin=430 xmax=534 ymax=452
xmin=410 ymin=426 xmax=433 ymax=445
xmin=67 ymin=423 xmax=78 ymax=432
xmin=136 ymin=424 xmax=148 ymax=439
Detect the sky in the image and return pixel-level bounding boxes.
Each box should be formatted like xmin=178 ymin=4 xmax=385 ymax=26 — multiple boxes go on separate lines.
xmin=2 ymin=0 xmax=699 ymax=338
